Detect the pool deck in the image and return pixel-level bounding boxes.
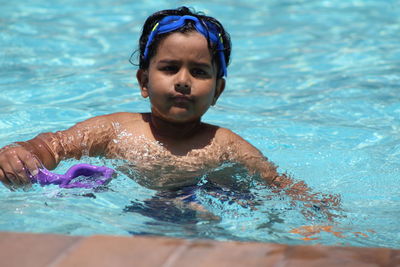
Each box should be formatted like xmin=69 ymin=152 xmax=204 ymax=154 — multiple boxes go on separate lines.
xmin=1 ymin=232 xmax=399 ymax=267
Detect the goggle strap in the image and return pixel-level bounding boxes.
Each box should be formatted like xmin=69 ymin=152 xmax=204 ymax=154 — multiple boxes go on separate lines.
xmin=143 ymin=15 xmax=227 ymax=77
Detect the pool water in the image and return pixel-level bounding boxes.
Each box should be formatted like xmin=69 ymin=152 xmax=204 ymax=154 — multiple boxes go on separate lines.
xmin=1 ymin=0 xmax=400 ymax=248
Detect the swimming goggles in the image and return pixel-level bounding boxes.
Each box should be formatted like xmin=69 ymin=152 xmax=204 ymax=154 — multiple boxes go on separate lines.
xmin=143 ymin=15 xmax=227 ymax=77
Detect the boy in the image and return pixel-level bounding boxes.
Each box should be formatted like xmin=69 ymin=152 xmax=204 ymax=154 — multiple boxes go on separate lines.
xmin=0 ymin=7 xmax=338 ymax=213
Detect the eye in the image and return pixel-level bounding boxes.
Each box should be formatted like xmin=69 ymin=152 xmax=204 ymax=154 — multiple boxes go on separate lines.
xmin=191 ymin=68 xmax=210 ymax=77
xmin=160 ymin=65 xmax=179 ymax=73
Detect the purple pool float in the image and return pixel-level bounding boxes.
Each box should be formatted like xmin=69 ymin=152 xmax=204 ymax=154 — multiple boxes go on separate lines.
xmin=31 ymin=163 xmax=115 ymax=189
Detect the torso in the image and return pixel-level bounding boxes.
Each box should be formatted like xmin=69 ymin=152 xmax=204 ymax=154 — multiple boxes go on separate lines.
xmin=104 ymin=112 xmax=235 ymax=189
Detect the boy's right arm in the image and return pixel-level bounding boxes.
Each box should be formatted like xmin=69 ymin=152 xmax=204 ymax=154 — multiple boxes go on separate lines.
xmin=0 ymin=113 xmax=120 ymax=188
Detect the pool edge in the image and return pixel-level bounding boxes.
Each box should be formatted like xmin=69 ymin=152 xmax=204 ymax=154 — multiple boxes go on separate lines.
xmin=1 ymin=231 xmax=399 ymax=267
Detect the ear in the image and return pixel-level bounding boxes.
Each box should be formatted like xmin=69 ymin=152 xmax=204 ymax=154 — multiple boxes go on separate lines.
xmin=136 ymin=69 xmax=149 ymax=98
xmin=212 ymin=78 xmax=225 ymax=106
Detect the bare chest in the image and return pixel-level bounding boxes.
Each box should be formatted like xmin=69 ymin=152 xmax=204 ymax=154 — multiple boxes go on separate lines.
xmin=106 ymin=134 xmax=228 ymax=189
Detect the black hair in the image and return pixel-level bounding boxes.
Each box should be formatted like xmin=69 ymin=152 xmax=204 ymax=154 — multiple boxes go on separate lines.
xmin=132 ymin=6 xmax=231 ymax=78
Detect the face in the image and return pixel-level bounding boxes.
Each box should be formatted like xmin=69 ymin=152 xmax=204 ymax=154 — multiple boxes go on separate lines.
xmin=137 ymin=31 xmax=225 ymax=123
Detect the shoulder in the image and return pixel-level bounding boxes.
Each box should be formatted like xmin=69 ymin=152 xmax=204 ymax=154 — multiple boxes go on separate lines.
xmin=207 ymin=124 xmax=264 ymax=158
xmin=67 ymin=112 xmax=145 ymax=134
xmin=212 ymin=125 xmax=248 ymax=144
xmin=79 ymin=112 xmax=144 ymax=125
xmin=202 ymin=123 xmax=253 ymax=145
xmin=100 ymin=112 xmax=143 ymax=121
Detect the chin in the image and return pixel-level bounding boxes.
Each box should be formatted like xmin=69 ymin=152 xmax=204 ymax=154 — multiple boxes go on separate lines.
xmin=162 ymin=112 xmax=201 ymax=124
xmin=152 ymin=107 xmax=204 ymax=124
xmin=167 ymin=116 xmax=199 ymax=124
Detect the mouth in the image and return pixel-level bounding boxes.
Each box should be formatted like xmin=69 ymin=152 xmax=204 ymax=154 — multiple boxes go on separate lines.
xmin=171 ymin=95 xmax=193 ymax=104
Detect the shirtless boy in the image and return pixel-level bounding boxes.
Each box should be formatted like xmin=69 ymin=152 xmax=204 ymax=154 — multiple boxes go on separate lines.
xmin=0 ymin=7 xmax=338 ymax=213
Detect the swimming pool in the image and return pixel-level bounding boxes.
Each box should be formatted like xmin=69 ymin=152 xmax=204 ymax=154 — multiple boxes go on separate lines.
xmin=1 ymin=0 xmax=399 ymax=248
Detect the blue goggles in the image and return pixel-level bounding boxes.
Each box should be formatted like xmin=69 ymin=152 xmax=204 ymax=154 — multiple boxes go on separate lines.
xmin=143 ymin=15 xmax=227 ymax=77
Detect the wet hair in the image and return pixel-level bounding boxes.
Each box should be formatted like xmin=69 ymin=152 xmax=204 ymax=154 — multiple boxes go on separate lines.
xmin=132 ymin=6 xmax=231 ymax=78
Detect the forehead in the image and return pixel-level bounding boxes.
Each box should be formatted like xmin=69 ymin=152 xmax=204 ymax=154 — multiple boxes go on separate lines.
xmin=153 ymin=32 xmax=213 ymax=63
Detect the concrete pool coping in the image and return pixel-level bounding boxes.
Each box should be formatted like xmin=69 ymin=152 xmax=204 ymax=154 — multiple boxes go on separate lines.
xmin=1 ymin=231 xmax=399 ymax=266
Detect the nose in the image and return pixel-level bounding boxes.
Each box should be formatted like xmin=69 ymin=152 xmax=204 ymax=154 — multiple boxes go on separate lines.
xmin=174 ymin=69 xmax=191 ymax=94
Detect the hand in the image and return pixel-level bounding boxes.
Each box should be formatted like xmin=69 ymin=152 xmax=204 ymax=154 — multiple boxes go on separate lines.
xmin=272 ymin=178 xmax=342 ymax=221
xmin=300 ymin=193 xmax=342 ymax=221
xmin=0 ymin=144 xmax=42 ymax=190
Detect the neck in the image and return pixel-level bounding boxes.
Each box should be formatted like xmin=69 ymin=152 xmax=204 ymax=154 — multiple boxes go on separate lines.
xmin=149 ymin=114 xmax=202 ymax=140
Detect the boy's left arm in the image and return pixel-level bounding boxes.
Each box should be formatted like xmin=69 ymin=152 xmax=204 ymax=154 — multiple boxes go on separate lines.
xmin=218 ymin=128 xmax=340 ymax=214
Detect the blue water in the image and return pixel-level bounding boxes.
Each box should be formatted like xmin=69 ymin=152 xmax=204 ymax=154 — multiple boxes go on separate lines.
xmin=1 ymin=0 xmax=400 ymax=248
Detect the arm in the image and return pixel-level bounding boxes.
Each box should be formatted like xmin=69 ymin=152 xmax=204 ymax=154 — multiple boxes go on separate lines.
xmin=0 ymin=114 xmax=118 ymax=188
xmin=217 ymin=128 xmax=340 ymax=216
xmin=21 ymin=114 xmax=117 ymax=169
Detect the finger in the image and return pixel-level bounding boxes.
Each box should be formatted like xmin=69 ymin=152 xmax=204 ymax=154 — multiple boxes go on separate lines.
xmin=0 ymin=168 xmax=13 ymax=189
xmin=5 ymin=172 xmax=22 ymax=187
xmin=0 ymin=148 xmax=27 ymax=187
xmin=10 ymin=156 xmax=31 ymax=185
xmin=19 ymin=153 xmax=41 ymax=178
xmin=1 ymin=150 xmax=25 ymax=186
xmin=17 ymin=155 xmax=36 ymax=190
xmin=22 ymin=156 xmax=43 ymax=190
xmin=1 ymin=160 xmax=20 ymax=186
